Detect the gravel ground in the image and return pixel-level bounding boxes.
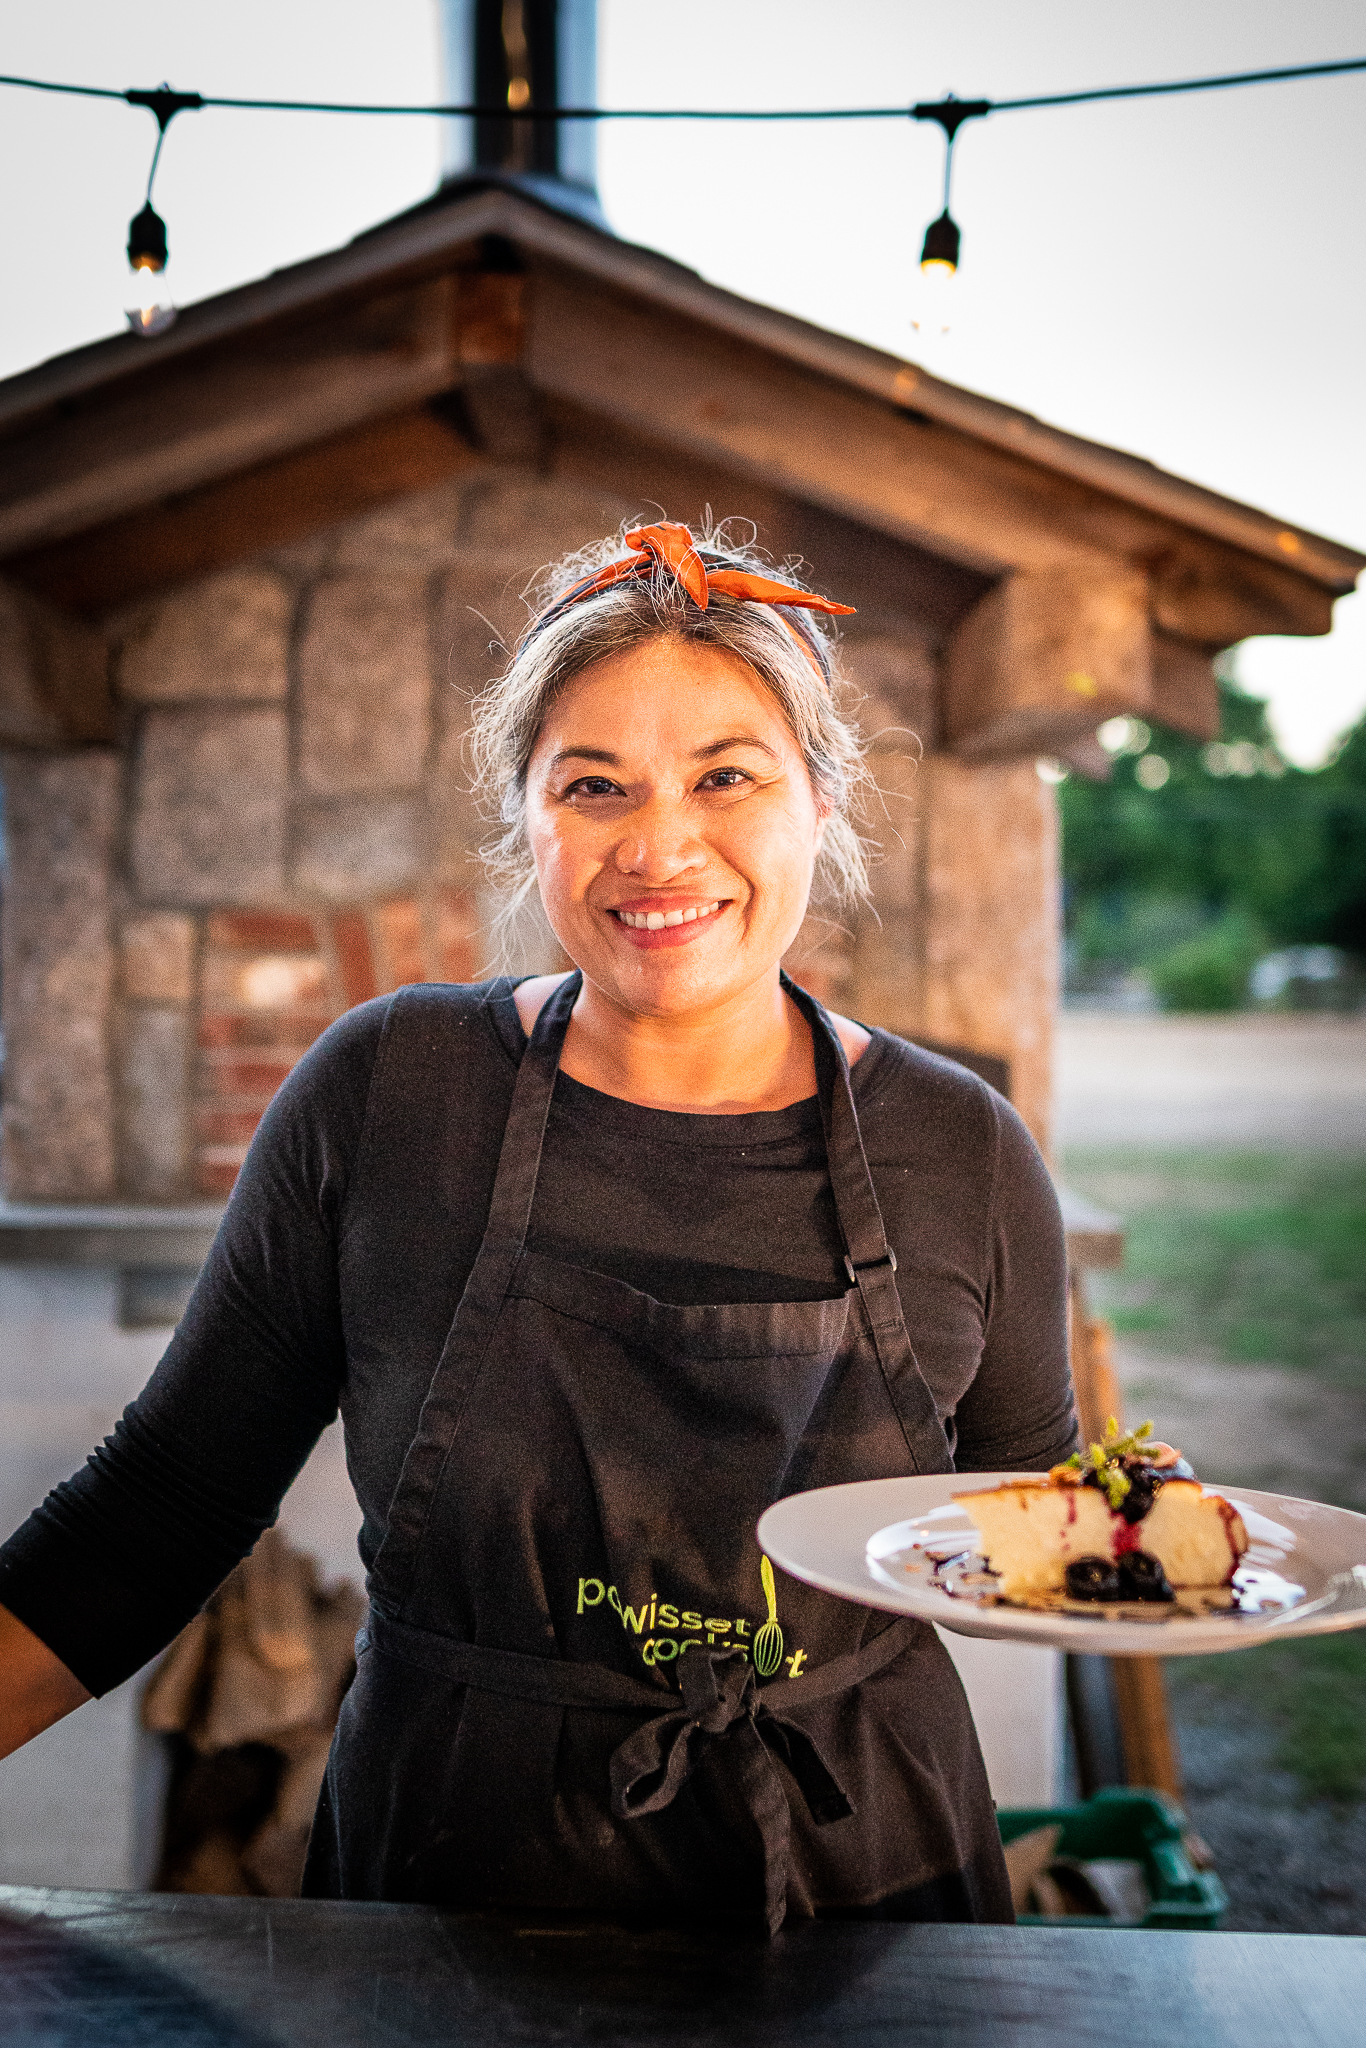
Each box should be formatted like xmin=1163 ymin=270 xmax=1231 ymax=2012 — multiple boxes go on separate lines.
xmin=1169 ymin=1668 xmax=1366 ymax=1935
xmin=1116 ymin=1343 xmax=1366 ymax=1512
xmin=1055 ymin=1012 xmax=1366 ymax=1150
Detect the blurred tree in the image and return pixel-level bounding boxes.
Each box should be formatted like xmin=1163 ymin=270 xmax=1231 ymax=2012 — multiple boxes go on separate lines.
xmin=1059 ymin=681 xmax=1366 ymax=996
xmin=1306 ymin=712 xmax=1366 ymax=954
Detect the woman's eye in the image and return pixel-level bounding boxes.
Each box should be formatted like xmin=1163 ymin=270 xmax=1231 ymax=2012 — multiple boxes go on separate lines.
xmin=699 ymin=767 xmax=751 ymax=791
xmin=565 ymin=776 xmax=622 ymax=799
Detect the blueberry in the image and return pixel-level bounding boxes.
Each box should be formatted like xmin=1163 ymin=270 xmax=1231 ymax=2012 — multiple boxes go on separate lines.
xmin=1117 ymin=1551 xmax=1174 ymax=1602
xmin=1119 ymin=1463 xmax=1163 ymax=1524
xmin=1065 ymin=1556 xmax=1121 ymax=1601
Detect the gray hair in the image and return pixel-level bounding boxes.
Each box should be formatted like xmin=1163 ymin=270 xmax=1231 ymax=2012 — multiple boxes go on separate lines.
xmin=466 ymin=522 xmax=873 ymax=950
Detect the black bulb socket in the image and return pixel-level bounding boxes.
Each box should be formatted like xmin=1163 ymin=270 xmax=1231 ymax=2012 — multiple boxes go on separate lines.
xmin=920 ymin=210 xmax=961 ymax=270
xmin=128 ymin=203 xmax=169 ymax=272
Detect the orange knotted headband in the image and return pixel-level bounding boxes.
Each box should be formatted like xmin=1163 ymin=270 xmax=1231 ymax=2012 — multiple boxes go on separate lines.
xmin=529 ymin=523 xmax=855 ymax=663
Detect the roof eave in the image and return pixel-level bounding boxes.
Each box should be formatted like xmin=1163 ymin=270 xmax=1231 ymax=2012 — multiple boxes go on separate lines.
xmin=0 ymin=184 xmax=1359 ymax=597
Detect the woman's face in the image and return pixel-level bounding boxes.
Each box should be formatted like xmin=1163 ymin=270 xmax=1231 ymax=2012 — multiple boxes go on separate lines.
xmin=525 ymin=636 xmax=827 ymax=1018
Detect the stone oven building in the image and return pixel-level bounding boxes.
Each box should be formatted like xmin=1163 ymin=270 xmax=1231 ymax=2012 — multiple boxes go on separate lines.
xmin=0 ymin=172 xmax=1361 ymax=1889
xmin=0 ymin=179 xmax=1359 ymax=1204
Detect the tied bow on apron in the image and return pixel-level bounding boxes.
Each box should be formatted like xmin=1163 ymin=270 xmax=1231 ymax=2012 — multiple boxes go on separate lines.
xmin=612 ymin=1645 xmax=853 ymax=1937
xmin=361 ymin=1608 xmax=915 ymax=1938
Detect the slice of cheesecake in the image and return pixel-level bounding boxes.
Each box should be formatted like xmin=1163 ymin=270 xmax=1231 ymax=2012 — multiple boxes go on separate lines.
xmin=1138 ymin=1479 xmax=1248 ymax=1592
xmin=959 ymin=1422 xmax=1249 ymax=1605
xmin=967 ymin=1478 xmax=1117 ymax=1601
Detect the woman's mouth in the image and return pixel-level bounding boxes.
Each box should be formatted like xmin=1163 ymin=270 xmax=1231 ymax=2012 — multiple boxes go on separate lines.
xmin=613 ymin=900 xmax=722 ymax=931
xmin=607 ymin=899 xmax=729 ymax=948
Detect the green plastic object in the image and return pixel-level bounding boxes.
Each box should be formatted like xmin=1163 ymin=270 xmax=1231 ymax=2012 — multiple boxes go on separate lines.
xmin=998 ymin=1787 xmax=1228 ymax=1929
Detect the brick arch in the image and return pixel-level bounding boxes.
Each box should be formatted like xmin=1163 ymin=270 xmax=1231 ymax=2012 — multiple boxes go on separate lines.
xmin=195 ymin=891 xmax=481 ymax=1194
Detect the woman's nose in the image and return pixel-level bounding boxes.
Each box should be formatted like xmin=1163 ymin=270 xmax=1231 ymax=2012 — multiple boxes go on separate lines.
xmin=612 ymin=796 xmax=707 ymax=879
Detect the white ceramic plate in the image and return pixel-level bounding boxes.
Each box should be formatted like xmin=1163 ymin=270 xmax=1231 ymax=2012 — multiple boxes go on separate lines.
xmin=757 ymin=1473 xmax=1366 ymax=1658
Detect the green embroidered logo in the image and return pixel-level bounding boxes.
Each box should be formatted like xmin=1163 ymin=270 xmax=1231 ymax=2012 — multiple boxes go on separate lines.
xmin=753 ymin=1555 xmax=785 ymax=1677
xmin=575 ymin=1560 xmax=808 ymax=1681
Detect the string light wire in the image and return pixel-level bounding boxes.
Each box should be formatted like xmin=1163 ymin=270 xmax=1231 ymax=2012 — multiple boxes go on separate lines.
xmin=0 ymin=52 xmax=1363 ymax=125
xmin=4 ymin=51 xmax=1362 ymax=340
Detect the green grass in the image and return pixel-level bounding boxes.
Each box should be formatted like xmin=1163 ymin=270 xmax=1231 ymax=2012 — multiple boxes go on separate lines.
xmin=1060 ymin=1149 xmax=1366 ymax=1382
xmin=1062 ymin=1146 xmax=1366 ymax=1807
xmin=1167 ymin=1631 xmax=1366 ymax=1805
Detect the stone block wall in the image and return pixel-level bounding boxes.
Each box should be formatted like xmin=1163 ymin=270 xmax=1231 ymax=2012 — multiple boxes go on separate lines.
xmin=0 ymin=753 xmax=120 ymax=1198
xmin=0 ymin=467 xmax=1059 ymax=1203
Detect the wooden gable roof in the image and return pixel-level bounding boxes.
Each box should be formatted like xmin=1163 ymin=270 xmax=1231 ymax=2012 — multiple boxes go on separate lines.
xmin=0 ymin=175 xmax=1359 ymax=757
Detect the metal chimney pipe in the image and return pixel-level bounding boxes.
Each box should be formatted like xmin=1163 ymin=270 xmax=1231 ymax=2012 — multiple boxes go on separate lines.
xmin=437 ymin=0 xmax=598 ymax=197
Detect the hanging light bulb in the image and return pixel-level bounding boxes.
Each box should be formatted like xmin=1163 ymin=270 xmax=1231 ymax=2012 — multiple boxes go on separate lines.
xmin=912 ymin=209 xmax=961 ymax=336
xmin=909 ymin=96 xmax=986 ymax=338
xmin=121 ymin=84 xmax=201 ymax=340
xmin=126 ymin=201 xmax=176 ymax=337
xmin=920 ymin=209 xmax=961 ymax=274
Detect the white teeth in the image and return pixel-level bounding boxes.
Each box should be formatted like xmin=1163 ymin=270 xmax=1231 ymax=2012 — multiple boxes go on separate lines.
xmin=616 ymin=901 xmax=721 ymax=930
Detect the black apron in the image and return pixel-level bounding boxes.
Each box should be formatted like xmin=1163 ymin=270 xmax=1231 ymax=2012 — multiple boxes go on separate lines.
xmin=305 ymin=973 xmax=1011 ymax=1933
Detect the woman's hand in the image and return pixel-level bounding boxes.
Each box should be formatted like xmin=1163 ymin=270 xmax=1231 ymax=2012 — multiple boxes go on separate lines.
xmin=0 ymin=1603 xmax=91 ymax=1762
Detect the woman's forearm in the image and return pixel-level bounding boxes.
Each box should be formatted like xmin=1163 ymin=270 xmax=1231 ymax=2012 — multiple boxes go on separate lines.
xmin=0 ymin=1603 xmax=91 ymax=1761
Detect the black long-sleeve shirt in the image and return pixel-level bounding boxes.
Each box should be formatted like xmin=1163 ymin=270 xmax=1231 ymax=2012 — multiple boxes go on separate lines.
xmin=0 ymin=979 xmax=1076 ymax=1697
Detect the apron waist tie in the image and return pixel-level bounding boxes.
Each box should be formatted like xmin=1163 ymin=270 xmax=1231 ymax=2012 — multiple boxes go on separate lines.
xmin=362 ymin=1609 xmax=919 ymax=1937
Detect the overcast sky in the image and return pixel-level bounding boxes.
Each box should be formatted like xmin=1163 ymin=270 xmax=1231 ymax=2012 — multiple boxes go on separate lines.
xmin=2 ymin=1 xmax=1362 ymax=761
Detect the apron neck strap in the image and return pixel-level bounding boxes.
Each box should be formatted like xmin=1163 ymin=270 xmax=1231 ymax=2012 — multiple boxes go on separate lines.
xmin=780 ymin=974 xmax=951 ymax=1473
xmin=779 ymin=971 xmax=894 ymax=1278
xmin=481 ymin=970 xmax=584 ymax=1254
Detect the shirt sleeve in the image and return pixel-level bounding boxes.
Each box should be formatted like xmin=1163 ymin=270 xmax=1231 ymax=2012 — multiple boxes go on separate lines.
xmin=950 ymin=1094 xmax=1079 ymax=1473
xmin=0 ymin=997 xmax=390 ymax=1698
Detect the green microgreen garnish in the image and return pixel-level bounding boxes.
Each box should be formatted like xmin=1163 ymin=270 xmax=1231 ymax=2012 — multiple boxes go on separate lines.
xmin=1078 ymin=1418 xmax=1158 ymax=1509
xmin=1101 ymin=1466 xmax=1132 ymax=1510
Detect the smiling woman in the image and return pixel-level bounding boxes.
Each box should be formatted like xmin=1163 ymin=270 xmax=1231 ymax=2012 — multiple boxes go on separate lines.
xmin=0 ymin=518 xmax=1076 ymax=1937
xmin=474 ymin=522 xmax=873 ymax=1109
xmin=520 ymin=637 xmax=853 ymax=1110
xmin=474 ymin=522 xmax=870 ymax=924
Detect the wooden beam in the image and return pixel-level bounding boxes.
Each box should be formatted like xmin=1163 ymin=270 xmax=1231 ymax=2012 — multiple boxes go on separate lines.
xmin=1111 ymin=1657 xmax=1183 ymax=1797
xmin=0 ymin=278 xmax=467 ymax=558
xmin=1057 ymin=1185 xmax=1126 ymax=1272
xmin=1151 ymin=629 xmax=1221 ymax=741
xmin=0 ymin=178 xmax=1356 ymax=600
xmin=892 ymin=754 xmax=1060 ymax=1153
xmin=1068 ymin=1278 xmax=1124 ymax=1444
xmin=455 ymin=271 xmax=527 ymax=365
xmin=1069 ymin=1272 xmax=1184 ymax=1798
xmin=5 ymin=407 xmax=483 ymax=615
xmin=532 ymin=270 xmax=1040 ymax=578
xmin=0 ymin=579 xmax=112 ymax=743
xmin=943 ymin=566 xmax=1153 ymax=760
xmin=547 ymin=400 xmax=994 ymax=643
xmin=527 ymin=265 xmax=1341 ymax=644
xmin=1151 ymin=552 xmax=1333 ymax=643
xmin=0 ymin=242 xmax=1343 ymax=650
